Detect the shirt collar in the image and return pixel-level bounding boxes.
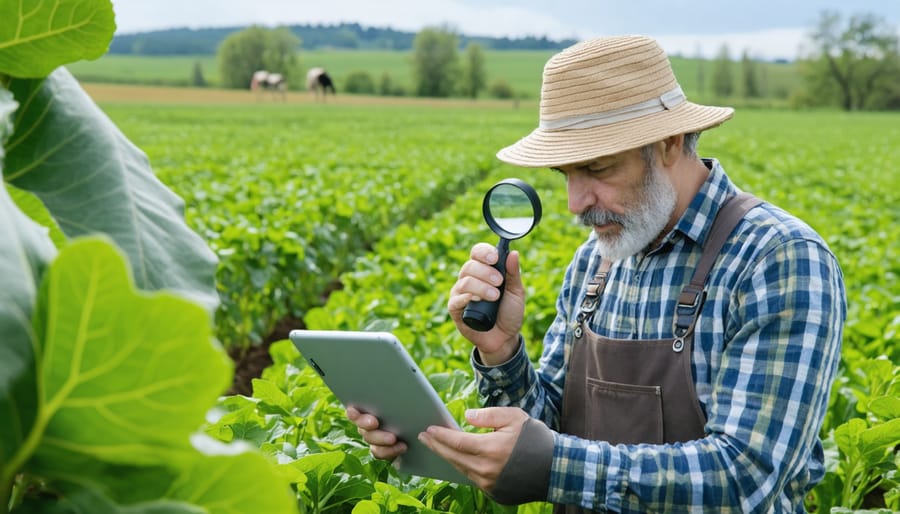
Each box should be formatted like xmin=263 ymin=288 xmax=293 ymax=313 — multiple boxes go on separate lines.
xmin=670 ymin=158 xmax=740 ymax=246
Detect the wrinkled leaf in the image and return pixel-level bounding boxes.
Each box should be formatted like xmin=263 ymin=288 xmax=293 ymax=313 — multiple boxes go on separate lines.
xmin=7 ymin=183 xmax=67 ymax=248
xmin=869 ymin=395 xmax=900 ymax=420
xmin=21 ymin=237 xmax=231 ymax=475
xmin=0 ymin=86 xmax=57 ymax=482
xmin=4 ymin=69 xmax=219 ymax=312
xmin=167 ymin=452 xmax=296 ymax=514
xmin=0 ymin=0 xmax=115 ymax=78
xmin=250 ymin=378 xmax=294 ymax=416
xmin=859 ymin=418 xmax=900 ymax=466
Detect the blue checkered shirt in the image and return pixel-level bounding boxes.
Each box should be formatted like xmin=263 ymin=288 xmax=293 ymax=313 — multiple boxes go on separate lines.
xmin=472 ymin=160 xmax=846 ymax=513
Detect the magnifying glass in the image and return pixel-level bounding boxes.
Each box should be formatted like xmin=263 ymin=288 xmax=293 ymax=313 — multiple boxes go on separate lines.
xmin=462 ymin=178 xmax=542 ymax=332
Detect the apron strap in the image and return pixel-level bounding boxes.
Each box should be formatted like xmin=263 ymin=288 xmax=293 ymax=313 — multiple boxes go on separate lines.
xmin=574 ymin=259 xmax=612 ymax=336
xmin=672 ymin=192 xmax=762 ymax=347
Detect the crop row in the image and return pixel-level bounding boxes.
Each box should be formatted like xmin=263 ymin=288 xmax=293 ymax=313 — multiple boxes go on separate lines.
xmin=106 ymin=104 xmax=529 ymax=348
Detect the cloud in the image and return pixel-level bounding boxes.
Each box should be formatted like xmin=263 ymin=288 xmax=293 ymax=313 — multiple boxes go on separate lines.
xmin=656 ymin=28 xmax=812 ymax=61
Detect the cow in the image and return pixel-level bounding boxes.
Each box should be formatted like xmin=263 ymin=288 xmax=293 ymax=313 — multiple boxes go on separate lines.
xmin=250 ymin=70 xmax=287 ymax=101
xmin=306 ymin=67 xmax=336 ymax=100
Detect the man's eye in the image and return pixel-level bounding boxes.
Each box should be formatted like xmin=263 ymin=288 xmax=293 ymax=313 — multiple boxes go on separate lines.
xmin=588 ymin=166 xmax=611 ymax=174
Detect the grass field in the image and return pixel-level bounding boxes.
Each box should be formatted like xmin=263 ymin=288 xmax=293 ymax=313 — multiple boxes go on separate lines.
xmin=67 ymin=49 xmax=801 ymax=105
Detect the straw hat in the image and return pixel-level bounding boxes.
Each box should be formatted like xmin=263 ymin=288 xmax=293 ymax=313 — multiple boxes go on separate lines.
xmin=497 ymin=35 xmax=734 ymax=168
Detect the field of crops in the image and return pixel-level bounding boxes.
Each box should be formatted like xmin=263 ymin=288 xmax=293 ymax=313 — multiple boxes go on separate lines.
xmin=66 ymin=50 xmax=801 ymax=104
xmin=87 ymin=94 xmax=899 ymax=513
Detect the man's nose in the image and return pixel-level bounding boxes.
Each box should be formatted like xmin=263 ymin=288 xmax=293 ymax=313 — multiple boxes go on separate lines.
xmin=566 ymin=172 xmax=597 ymax=215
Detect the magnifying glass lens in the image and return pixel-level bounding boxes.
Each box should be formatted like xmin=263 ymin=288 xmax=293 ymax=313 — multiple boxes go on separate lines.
xmin=488 ymin=184 xmax=536 ymax=236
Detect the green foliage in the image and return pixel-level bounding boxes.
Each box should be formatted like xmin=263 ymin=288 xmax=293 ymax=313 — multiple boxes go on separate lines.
xmin=196 ymin=109 xmax=898 ymax=512
xmin=412 ymin=27 xmax=460 ymax=97
xmin=377 ymin=72 xmax=406 ymax=96
xmin=344 ymin=71 xmax=376 ymax=94
xmin=0 ymin=0 xmax=114 ymax=78
xmin=217 ymin=25 xmax=301 ymax=89
xmin=0 ymin=3 xmax=293 ymax=512
xmin=100 ymin=104 xmax=507 ymax=349
xmin=489 ymin=79 xmax=515 ymax=100
xmin=190 ymin=60 xmax=207 ymax=87
xmin=712 ymin=43 xmax=734 ymax=98
xmin=741 ymin=50 xmax=761 ymax=98
xmin=799 ymin=11 xmax=900 ymax=110
xmin=75 ymin=86 xmax=899 ymax=512
xmin=462 ymin=43 xmax=487 ymax=99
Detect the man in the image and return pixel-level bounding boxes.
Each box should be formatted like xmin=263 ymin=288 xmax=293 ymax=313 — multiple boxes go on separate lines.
xmin=348 ymin=35 xmax=845 ymax=512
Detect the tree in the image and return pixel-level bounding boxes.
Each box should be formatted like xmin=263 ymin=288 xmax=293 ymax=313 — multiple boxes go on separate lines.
xmin=217 ymin=26 xmax=301 ymax=89
xmin=344 ymin=70 xmax=375 ymax=94
xmin=412 ymin=26 xmax=459 ymax=97
xmin=694 ymin=44 xmax=706 ymax=96
xmin=803 ymin=11 xmax=900 ymax=110
xmin=741 ymin=49 xmax=760 ymax=98
xmin=191 ymin=60 xmax=207 ymax=87
xmin=712 ymin=44 xmax=734 ymax=98
xmin=461 ymin=42 xmax=487 ymax=99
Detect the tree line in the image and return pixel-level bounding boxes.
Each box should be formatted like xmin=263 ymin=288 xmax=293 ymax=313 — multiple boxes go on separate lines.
xmin=215 ymin=11 xmax=900 ymax=109
xmin=110 ymin=22 xmax=575 ymax=55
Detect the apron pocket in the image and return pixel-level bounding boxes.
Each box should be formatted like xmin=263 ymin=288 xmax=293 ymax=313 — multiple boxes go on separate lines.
xmin=584 ymin=379 xmax=664 ymax=445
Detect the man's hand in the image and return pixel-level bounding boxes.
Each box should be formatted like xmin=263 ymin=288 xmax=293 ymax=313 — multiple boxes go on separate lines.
xmin=418 ymin=407 xmax=529 ymax=491
xmin=346 ymin=406 xmax=407 ymax=460
xmin=447 ymin=243 xmax=526 ymax=365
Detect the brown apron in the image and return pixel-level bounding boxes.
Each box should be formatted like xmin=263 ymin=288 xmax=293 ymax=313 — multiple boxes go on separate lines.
xmin=554 ymin=193 xmax=760 ymax=514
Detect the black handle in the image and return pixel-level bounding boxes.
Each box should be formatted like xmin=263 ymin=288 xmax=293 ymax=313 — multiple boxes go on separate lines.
xmin=462 ymin=238 xmax=509 ymax=332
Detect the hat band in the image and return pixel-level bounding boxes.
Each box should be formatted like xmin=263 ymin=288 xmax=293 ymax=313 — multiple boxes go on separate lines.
xmin=539 ymin=86 xmax=686 ymax=130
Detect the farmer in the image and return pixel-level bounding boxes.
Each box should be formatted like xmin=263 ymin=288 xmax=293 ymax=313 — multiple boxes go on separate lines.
xmin=348 ymin=35 xmax=846 ymax=512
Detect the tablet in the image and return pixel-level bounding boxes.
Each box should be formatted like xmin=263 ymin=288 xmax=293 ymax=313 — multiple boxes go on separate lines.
xmin=288 ymin=329 xmax=472 ymax=485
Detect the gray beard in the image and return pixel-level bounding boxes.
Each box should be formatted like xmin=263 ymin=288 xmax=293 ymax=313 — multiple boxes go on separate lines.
xmin=577 ymin=165 xmax=678 ymax=261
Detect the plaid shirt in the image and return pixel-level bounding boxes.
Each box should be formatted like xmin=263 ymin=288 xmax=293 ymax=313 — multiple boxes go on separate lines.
xmin=473 ymin=160 xmax=846 ymax=513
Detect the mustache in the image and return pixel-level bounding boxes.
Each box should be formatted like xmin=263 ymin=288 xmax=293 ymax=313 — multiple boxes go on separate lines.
xmin=577 ymin=207 xmax=627 ymax=228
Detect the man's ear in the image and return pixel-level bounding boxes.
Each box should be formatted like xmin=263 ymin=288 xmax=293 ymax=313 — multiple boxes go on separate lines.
xmin=659 ymin=134 xmax=684 ymax=167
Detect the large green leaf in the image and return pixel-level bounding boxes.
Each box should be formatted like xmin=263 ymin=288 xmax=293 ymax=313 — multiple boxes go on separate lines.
xmin=168 ymin=440 xmax=298 ymax=514
xmin=4 ymin=69 xmax=219 ymax=312
xmin=0 ymin=88 xmax=57 ymax=483
xmin=8 ymin=183 xmax=68 ymax=248
xmin=0 ymin=0 xmax=115 ymax=78
xmin=15 ymin=480 xmax=207 ymax=514
xmin=19 ymin=237 xmax=231 ymax=475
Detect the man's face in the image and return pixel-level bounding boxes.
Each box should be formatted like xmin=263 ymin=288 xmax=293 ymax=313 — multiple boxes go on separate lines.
xmin=554 ymin=147 xmax=677 ymax=261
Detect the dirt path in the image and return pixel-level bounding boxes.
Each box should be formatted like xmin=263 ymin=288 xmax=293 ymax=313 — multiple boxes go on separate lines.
xmin=82 ymin=82 xmax=529 ymax=109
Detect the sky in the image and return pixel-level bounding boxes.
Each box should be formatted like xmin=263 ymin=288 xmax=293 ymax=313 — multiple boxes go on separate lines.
xmin=109 ymin=0 xmax=900 ymax=61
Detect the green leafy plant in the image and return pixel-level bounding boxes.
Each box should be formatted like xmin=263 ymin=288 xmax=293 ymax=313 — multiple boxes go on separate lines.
xmin=1 ymin=1 xmax=293 ymax=512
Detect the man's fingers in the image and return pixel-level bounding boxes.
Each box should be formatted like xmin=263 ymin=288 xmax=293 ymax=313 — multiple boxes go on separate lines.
xmin=420 ymin=425 xmax=482 ymax=456
xmin=470 ymin=242 xmax=499 ymax=264
xmin=464 ymin=407 xmax=528 ymax=430
xmin=369 ymin=441 xmax=407 ymax=461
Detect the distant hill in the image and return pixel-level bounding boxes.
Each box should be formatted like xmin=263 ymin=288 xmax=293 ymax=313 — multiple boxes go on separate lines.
xmin=109 ymin=23 xmax=578 ymax=55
